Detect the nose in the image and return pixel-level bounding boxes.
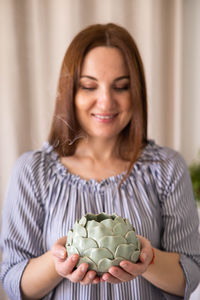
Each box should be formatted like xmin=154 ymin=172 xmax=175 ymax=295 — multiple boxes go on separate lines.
xmin=96 ymin=87 xmax=115 ymax=111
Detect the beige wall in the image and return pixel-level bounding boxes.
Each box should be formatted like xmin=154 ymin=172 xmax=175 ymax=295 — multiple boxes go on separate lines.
xmin=0 ymin=1 xmax=200 ymax=299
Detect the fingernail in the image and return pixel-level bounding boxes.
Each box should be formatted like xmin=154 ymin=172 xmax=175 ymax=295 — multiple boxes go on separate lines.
xmin=142 ymin=253 xmax=147 ymax=260
xmin=59 ymin=250 xmax=65 ymax=259
xmin=89 ymin=273 xmax=94 ymax=279
xmin=72 ymin=255 xmax=78 ymax=262
xmin=102 ymin=274 xmax=108 ymax=281
xmin=120 ymin=262 xmax=128 ymax=268
xmin=81 ymin=265 xmax=86 ymax=272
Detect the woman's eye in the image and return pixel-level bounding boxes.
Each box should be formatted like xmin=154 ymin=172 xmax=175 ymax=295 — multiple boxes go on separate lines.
xmin=80 ymin=85 xmax=96 ymax=91
xmin=114 ymin=85 xmax=129 ymax=91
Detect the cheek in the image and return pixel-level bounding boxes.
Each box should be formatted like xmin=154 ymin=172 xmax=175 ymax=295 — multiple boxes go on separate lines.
xmin=75 ymin=93 xmax=93 ymax=111
xmin=75 ymin=95 xmax=86 ymax=112
xmin=75 ymin=93 xmax=82 ymax=107
xmin=122 ymin=96 xmax=133 ymax=112
xmin=123 ymin=97 xmax=133 ymax=122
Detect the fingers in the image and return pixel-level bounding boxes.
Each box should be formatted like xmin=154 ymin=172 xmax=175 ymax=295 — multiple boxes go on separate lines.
xmin=137 ymin=235 xmax=153 ymax=265
xmin=51 ymin=236 xmax=100 ymax=285
xmin=120 ymin=260 xmax=146 ymax=276
xmin=92 ymin=276 xmax=101 ymax=284
xmin=51 ymin=235 xmax=153 ymax=286
xmin=67 ymin=263 xmax=89 ymax=283
xmin=80 ymin=270 xmax=98 ymax=285
xmin=101 ymin=237 xmax=154 ymax=285
xmin=54 ymin=254 xmax=79 ymax=277
xmin=102 ymin=272 xmax=121 ymax=284
xmin=69 ymin=265 xmax=101 ymax=285
xmin=103 ymin=235 xmax=153 ymax=284
xmin=101 ymin=260 xmax=147 ymax=284
xmin=102 ymin=267 xmax=134 ymax=283
xmin=52 ymin=248 xmax=99 ymax=285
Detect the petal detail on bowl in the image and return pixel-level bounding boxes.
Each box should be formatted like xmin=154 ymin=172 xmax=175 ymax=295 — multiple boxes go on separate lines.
xmin=125 ymin=218 xmax=134 ymax=230
xmin=73 ymin=237 xmax=98 ymax=255
xmin=100 ymin=219 xmax=115 ymax=228
xmin=98 ymin=257 xmax=124 ymax=273
xmin=83 ymin=247 xmax=113 ymax=264
xmin=99 ymin=235 xmax=127 ymax=254
xmin=66 ymin=245 xmax=79 ymax=257
xmin=125 ymin=231 xmax=137 ymax=246
xmin=87 ymin=226 xmax=113 ymax=240
xmin=113 ymin=223 xmax=128 ymax=235
xmin=67 ymin=230 xmax=73 ymax=245
xmin=113 ymin=216 xmax=125 ymax=224
xmin=115 ymin=244 xmax=135 ymax=260
xmin=79 ymin=216 xmax=87 ymax=227
xmin=86 ymin=220 xmax=101 ymax=231
xmin=131 ymin=250 xmax=140 ymax=262
xmin=73 ymin=223 xmax=87 ymax=238
xmin=77 ymin=256 xmax=98 ymax=271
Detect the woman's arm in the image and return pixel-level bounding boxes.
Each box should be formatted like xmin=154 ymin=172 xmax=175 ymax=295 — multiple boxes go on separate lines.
xmin=142 ymin=248 xmax=185 ymax=296
xmin=0 ymin=153 xmax=100 ymax=299
xmin=21 ymin=237 xmax=100 ymax=300
xmin=21 ymin=251 xmax=62 ymax=300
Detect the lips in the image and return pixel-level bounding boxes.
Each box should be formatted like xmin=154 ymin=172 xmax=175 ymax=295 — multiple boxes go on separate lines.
xmin=92 ymin=113 xmax=118 ymax=120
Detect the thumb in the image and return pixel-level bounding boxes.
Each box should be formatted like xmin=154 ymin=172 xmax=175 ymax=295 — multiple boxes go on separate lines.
xmin=51 ymin=236 xmax=67 ymax=260
xmin=137 ymin=235 xmax=152 ymax=263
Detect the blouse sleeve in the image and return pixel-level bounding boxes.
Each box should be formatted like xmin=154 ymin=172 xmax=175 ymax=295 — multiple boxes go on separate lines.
xmin=157 ymin=151 xmax=200 ymax=300
xmin=0 ymin=151 xmax=46 ymax=300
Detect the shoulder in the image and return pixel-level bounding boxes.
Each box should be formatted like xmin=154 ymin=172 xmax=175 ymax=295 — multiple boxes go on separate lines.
xmin=10 ymin=142 xmax=57 ymax=198
xmin=139 ymin=141 xmax=190 ymax=196
xmin=140 ymin=140 xmax=187 ymax=169
xmin=13 ymin=143 xmax=51 ymax=176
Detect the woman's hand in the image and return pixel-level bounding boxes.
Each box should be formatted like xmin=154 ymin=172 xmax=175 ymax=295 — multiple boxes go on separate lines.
xmin=51 ymin=236 xmax=100 ymax=285
xmin=101 ymin=235 xmax=153 ymax=284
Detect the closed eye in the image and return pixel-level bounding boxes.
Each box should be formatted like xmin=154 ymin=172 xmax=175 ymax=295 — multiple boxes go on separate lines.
xmin=80 ymin=86 xmax=96 ymax=91
xmin=113 ymin=85 xmax=130 ymax=91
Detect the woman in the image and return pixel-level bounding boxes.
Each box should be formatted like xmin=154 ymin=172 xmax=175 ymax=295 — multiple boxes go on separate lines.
xmin=1 ymin=23 xmax=200 ymax=300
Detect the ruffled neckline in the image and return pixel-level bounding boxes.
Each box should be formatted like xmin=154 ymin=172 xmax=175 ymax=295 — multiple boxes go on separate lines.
xmin=41 ymin=140 xmax=157 ymax=187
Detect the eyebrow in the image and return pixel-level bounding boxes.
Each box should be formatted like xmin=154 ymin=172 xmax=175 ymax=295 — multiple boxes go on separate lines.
xmin=80 ymin=75 xmax=130 ymax=82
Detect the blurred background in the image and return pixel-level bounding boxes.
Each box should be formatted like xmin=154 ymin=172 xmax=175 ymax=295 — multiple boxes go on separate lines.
xmin=0 ymin=0 xmax=200 ymax=299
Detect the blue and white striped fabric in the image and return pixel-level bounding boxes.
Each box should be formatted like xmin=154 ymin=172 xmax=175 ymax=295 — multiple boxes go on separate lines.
xmin=1 ymin=140 xmax=200 ymax=300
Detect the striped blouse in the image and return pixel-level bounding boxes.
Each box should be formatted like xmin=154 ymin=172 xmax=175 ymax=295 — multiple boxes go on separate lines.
xmin=0 ymin=140 xmax=200 ymax=300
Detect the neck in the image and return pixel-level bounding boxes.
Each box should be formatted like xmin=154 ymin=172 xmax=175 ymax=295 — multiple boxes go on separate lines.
xmin=74 ymin=137 xmax=120 ymax=162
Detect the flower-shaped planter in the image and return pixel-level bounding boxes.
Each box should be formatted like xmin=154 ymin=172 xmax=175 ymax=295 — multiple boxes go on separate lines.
xmin=66 ymin=213 xmax=140 ymax=275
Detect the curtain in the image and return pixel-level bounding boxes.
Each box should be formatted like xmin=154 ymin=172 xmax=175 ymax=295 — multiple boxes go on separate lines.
xmin=0 ymin=1 xmax=200 ymax=299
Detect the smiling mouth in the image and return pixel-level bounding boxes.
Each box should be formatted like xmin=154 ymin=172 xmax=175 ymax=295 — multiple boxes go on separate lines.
xmin=92 ymin=113 xmax=118 ymax=120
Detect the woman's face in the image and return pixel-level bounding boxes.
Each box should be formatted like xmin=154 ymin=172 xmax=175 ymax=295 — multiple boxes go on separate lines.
xmin=75 ymin=46 xmax=133 ymax=141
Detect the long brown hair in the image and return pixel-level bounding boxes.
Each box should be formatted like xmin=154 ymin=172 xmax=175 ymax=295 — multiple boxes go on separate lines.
xmin=48 ymin=23 xmax=148 ymax=173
